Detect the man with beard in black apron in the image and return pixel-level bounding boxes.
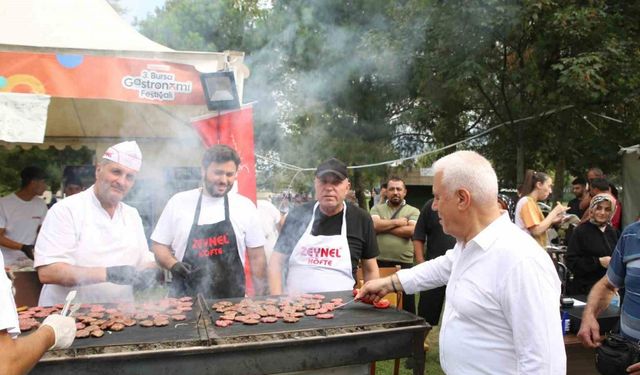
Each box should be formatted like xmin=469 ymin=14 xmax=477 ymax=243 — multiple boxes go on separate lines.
xmin=151 ymin=145 xmax=268 ymax=299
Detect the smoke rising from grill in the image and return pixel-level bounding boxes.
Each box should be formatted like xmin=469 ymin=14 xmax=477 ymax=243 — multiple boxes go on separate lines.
xmin=30 ymin=2 xmax=434 ymax=303
xmin=243 ymin=1 xmax=429 ymax=168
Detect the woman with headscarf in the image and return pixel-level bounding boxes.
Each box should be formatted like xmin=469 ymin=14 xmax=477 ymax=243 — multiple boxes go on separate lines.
xmin=566 ymin=193 xmax=620 ymax=295
xmin=515 ymin=170 xmax=568 ymax=248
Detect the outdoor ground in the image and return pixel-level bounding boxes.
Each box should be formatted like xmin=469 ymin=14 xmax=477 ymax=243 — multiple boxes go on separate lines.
xmin=376 ymin=325 xmax=443 ymax=375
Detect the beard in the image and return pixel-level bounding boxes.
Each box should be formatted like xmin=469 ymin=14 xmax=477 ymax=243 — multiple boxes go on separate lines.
xmin=95 ymin=182 xmax=126 ymax=207
xmin=205 ymin=179 xmax=232 ymax=197
xmin=388 ymin=196 xmax=403 ymax=206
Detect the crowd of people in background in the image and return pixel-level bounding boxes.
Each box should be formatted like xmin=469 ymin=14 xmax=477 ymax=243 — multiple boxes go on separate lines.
xmin=256 ymin=161 xmax=630 ymax=373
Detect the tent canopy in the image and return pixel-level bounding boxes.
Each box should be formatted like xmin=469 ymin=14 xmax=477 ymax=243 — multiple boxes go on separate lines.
xmin=0 ymin=0 xmax=249 ymax=168
xmin=0 ymin=0 xmax=172 ymax=52
xmin=0 ymin=0 xmax=258 ymax=237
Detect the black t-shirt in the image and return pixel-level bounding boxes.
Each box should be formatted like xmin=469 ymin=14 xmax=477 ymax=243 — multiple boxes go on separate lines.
xmin=274 ymin=201 xmax=379 ymax=273
xmin=412 ymin=199 xmax=456 ymax=260
xmin=566 ymin=221 xmax=619 ymax=294
xmin=567 ymin=197 xmax=585 ymax=218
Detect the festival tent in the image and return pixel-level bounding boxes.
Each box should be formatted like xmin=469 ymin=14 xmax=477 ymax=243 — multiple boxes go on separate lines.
xmin=0 ymin=0 xmax=261 ymax=294
xmin=0 ymin=0 xmax=256 ymax=201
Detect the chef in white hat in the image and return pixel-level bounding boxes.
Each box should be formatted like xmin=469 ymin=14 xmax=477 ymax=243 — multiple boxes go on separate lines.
xmin=34 ymin=141 xmax=157 ymax=305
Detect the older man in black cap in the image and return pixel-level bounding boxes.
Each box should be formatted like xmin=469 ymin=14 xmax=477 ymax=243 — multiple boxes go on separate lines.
xmin=268 ymin=158 xmax=379 ymax=295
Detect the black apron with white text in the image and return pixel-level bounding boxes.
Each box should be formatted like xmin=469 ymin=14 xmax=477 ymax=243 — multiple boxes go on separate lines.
xmin=171 ymin=193 xmax=245 ymax=299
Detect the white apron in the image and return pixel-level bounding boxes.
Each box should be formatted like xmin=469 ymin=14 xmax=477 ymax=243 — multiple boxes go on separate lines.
xmin=39 ymin=202 xmax=143 ymax=306
xmin=286 ymin=202 xmax=354 ymax=294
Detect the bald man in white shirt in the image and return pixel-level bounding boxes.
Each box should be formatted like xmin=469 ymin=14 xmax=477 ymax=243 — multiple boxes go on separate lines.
xmin=358 ymin=151 xmax=565 ymax=374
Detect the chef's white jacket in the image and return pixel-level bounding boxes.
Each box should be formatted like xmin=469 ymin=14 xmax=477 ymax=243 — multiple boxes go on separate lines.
xmin=34 ymin=186 xmax=154 ymax=306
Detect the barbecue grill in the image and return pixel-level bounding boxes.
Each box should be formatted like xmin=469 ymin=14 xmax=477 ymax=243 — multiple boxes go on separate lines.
xmin=30 ymin=290 xmax=430 ymax=375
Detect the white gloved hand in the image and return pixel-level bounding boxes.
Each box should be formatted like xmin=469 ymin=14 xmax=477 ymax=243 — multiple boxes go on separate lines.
xmin=41 ymin=314 xmax=77 ymax=350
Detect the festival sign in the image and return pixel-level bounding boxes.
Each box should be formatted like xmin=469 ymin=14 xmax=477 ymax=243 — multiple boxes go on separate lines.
xmin=0 ymin=51 xmax=206 ymax=105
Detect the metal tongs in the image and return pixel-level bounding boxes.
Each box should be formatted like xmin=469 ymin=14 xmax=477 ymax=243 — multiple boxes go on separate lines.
xmin=68 ymin=303 xmax=81 ymax=317
xmin=335 ymin=297 xmax=358 ymax=310
xmin=60 ymin=290 xmax=77 ymax=316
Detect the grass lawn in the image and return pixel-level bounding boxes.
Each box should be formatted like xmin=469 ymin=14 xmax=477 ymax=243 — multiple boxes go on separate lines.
xmin=375 ymin=324 xmax=444 ymax=375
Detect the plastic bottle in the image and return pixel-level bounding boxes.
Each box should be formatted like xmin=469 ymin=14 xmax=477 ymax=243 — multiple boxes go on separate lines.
xmin=611 ymin=292 xmax=620 ymax=308
xmin=561 ymin=311 xmax=570 ymax=335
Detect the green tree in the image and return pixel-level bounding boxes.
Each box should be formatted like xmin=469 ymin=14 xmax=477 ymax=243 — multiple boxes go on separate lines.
xmin=140 ymin=0 xmax=422 ymax=203
xmin=244 ymin=0 xmax=431 ymax=204
xmin=410 ymin=0 xmax=640 ymax=196
xmin=138 ymin=0 xmax=264 ymax=52
xmin=0 ymin=147 xmax=94 ymax=196
xmin=138 ymin=0 xmax=640 ymax=201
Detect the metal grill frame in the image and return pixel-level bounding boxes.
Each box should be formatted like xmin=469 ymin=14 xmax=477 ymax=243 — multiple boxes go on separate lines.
xmin=31 ymin=291 xmax=430 ymax=375
xmin=33 ymin=323 xmax=428 ymax=375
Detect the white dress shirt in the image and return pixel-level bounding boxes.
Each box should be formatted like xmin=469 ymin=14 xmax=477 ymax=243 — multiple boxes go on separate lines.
xmin=397 ymin=214 xmax=566 ymax=374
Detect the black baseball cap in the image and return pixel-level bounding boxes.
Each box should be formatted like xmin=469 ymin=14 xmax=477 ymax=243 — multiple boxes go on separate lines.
xmin=315 ymin=158 xmax=348 ymax=181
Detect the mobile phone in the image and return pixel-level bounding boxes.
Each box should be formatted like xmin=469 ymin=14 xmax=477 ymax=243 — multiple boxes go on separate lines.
xmin=561 ymin=297 xmax=574 ymax=308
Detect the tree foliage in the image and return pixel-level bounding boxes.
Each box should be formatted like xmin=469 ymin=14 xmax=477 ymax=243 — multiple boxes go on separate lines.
xmin=0 ymin=147 xmax=94 ymax=196
xmin=138 ymin=0 xmax=640 ymax=198
xmin=411 ymin=0 xmax=640 ymax=195
xmin=138 ymin=0 xmax=264 ymax=52
xmin=246 ymin=0 xmax=415 ymax=193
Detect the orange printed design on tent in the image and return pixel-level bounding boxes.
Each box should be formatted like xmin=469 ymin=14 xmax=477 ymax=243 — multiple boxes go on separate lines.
xmin=0 ymin=74 xmax=45 ymax=94
xmin=0 ymin=51 xmax=206 ymax=105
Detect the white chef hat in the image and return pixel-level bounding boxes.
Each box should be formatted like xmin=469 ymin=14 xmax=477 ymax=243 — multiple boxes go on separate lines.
xmin=102 ymin=141 xmax=142 ymax=171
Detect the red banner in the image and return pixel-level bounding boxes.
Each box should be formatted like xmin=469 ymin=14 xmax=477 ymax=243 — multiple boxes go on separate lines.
xmin=191 ymin=106 xmax=258 ymax=296
xmin=0 ymin=51 xmax=205 ymax=105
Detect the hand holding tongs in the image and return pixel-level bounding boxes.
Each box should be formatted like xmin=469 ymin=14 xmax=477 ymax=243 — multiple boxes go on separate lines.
xmin=60 ymin=290 xmax=77 ymax=316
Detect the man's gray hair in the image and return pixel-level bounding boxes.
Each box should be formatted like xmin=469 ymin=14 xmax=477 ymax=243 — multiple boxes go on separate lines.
xmin=433 ymin=150 xmax=498 ymax=206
